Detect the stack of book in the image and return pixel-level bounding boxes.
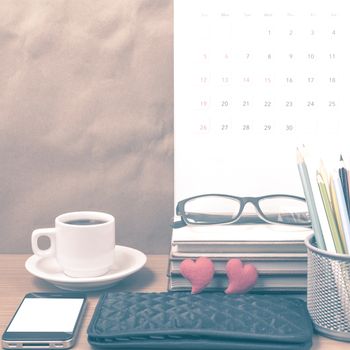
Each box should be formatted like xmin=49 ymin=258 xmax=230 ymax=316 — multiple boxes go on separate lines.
xmin=168 ymin=224 xmax=312 ymax=292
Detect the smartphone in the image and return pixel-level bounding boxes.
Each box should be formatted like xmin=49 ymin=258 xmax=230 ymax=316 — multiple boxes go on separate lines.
xmin=2 ymin=292 xmax=87 ymax=349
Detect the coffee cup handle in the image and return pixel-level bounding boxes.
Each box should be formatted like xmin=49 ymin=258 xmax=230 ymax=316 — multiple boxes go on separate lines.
xmin=31 ymin=228 xmax=56 ymax=258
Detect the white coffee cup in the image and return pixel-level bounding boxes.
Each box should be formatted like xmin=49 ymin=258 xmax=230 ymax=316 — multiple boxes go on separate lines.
xmin=31 ymin=211 xmax=115 ymax=278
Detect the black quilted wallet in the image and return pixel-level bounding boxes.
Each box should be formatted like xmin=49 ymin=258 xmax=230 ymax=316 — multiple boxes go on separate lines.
xmin=87 ymin=292 xmax=313 ymax=349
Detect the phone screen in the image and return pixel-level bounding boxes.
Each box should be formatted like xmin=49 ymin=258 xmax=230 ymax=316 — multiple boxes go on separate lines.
xmin=6 ymin=297 xmax=85 ymax=333
xmin=2 ymin=293 xmax=87 ymax=349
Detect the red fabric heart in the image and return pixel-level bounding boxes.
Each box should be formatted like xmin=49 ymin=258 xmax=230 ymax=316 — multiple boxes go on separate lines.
xmin=225 ymin=258 xmax=258 ymax=294
xmin=179 ymin=257 xmax=215 ymax=294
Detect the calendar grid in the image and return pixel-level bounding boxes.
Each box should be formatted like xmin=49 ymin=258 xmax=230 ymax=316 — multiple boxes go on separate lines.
xmin=175 ymin=0 xmax=350 ymax=200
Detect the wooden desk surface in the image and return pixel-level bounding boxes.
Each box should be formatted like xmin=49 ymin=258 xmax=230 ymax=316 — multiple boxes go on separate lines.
xmin=0 ymin=254 xmax=348 ymax=349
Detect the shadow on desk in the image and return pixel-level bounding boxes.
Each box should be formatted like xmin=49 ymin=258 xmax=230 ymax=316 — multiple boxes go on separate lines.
xmin=31 ymin=266 xmax=158 ymax=296
xmin=107 ymin=267 xmax=156 ymax=291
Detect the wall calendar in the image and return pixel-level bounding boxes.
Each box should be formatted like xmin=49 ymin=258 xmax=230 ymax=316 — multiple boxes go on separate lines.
xmin=174 ymin=0 xmax=350 ymax=204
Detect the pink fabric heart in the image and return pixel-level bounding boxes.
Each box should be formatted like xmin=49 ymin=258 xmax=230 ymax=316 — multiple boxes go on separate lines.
xmin=179 ymin=257 xmax=215 ymax=294
xmin=225 ymin=258 xmax=258 ymax=294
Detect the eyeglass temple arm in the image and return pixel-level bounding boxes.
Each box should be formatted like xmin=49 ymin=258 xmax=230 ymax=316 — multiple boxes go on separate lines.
xmin=171 ymin=217 xmax=187 ymax=229
xmin=171 ymin=213 xmax=229 ymax=228
xmin=172 ymin=211 xmax=311 ymax=227
xmin=172 ymin=212 xmax=267 ymax=227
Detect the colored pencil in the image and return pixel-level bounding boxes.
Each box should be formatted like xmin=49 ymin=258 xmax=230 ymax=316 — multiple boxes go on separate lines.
xmin=317 ymin=172 xmax=344 ymax=253
xmin=330 ymin=177 xmax=349 ymax=254
xmin=297 ymin=148 xmax=325 ymax=250
xmin=331 ymin=170 xmax=350 ymax=253
xmin=339 ymin=155 xmax=350 ymax=219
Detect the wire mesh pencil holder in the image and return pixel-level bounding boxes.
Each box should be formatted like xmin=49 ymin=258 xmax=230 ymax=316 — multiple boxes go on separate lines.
xmin=305 ymin=233 xmax=350 ymax=342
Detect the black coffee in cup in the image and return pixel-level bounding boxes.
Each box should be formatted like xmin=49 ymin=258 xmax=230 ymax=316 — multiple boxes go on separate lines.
xmin=64 ymin=219 xmax=107 ymax=226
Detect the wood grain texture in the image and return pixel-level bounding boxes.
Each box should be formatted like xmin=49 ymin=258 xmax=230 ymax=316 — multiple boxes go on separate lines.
xmin=0 ymin=255 xmax=348 ymax=349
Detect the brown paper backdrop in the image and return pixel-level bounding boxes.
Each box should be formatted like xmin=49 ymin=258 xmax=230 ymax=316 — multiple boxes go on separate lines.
xmin=0 ymin=0 xmax=173 ymax=253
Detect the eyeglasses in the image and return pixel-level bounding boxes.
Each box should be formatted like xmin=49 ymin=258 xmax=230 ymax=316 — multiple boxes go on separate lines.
xmin=173 ymin=194 xmax=311 ymax=228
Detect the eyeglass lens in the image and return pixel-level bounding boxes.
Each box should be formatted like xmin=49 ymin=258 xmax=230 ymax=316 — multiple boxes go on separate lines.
xmin=258 ymin=196 xmax=310 ymax=225
xmin=184 ymin=196 xmax=241 ymax=224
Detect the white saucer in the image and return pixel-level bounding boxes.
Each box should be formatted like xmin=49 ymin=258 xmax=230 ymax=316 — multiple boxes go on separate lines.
xmin=25 ymin=245 xmax=147 ymax=291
